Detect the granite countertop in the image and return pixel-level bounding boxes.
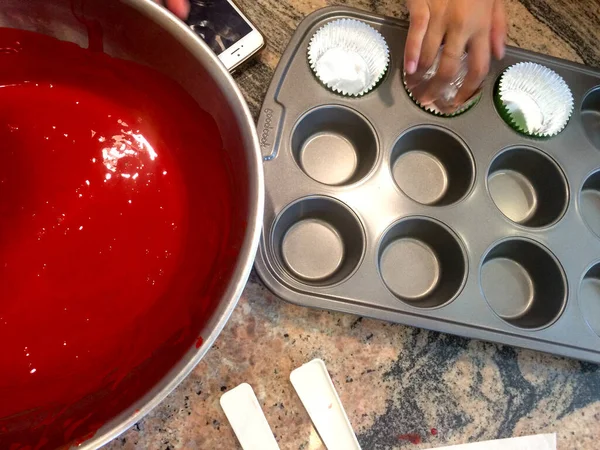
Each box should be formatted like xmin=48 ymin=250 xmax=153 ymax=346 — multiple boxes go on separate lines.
xmin=109 ymin=1 xmax=600 ymax=449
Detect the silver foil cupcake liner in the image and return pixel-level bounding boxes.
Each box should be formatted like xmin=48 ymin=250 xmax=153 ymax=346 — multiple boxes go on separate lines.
xmin=496 ymin=62 xmax=574 ymax=137
xmin=308 ymin=18 xmax=390 ymax=97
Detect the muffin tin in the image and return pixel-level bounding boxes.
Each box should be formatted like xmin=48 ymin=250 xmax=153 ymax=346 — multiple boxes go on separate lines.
xmin=255 ymin=6 xmax=600 ymax=362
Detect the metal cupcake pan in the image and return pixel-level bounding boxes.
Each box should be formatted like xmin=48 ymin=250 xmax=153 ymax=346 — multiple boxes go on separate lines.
xmin=255 ymin=6 xmax=600 ymax=362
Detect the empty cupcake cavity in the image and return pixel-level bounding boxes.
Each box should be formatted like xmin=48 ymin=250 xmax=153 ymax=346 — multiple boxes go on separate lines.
xmin=579 ymin=262 xmax=600 ymax=338
xmin=581 ymin=87 xmax=600 ymax=150
xmin=378 ymin=217 xmax=467 ymax=308
xmin=580 ymin=169 xmax=600 ymax=238
xmin=487 ymin=147 xmax=568 ymax=227
xmin=391 ymin=126 xmax=474 ymax=205
xmin=272 ymin=196 xmax=364 ymax=286
xmin=480 ymin=238 xmax=567 ymax=330
xmin=291 ymin=106 xmax=378 ymax=186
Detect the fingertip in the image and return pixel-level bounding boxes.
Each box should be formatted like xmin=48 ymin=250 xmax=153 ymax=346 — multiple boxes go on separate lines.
xmin=453 ymin=94 xmax=467 ymax=108
xmin=453 ymin=91 xmax=471 ymax=109
xmin=177 ymin=3 xmax=190 ymax=19
xmin=182 ymin=1 xmax=191 ymax=19
xmin=167 ymin=0 xmax=190 ymax=19
xmin=491 ymin=31 xmax=506 ymax=60
xmin=405 ymin=5 xmax=429 ymax=76
xmin=496 ymin=42 xmax=506 ymax=60
xmin=491 ymin=0 xmax=507 ymax=60
xmin=452 ymin=89 xmax=465 ymax=107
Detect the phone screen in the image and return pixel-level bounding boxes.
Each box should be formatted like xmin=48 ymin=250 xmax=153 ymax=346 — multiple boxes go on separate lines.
xmin=186 ymin=0 xmax=253 ymax=55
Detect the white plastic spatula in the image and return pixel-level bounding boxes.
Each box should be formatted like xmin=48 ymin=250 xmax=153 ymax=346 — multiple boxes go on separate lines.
xmin=220 ymin=383 xmax=280 ymax=450
xmin=290 ymin=359 xmax=361 ymax=450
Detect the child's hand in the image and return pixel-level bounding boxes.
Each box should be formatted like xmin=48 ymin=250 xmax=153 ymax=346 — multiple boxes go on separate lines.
xmin=154 ymin=0 xmax=190 ymax=19
xmin=404 ymin=0 xmax=506 ymax=106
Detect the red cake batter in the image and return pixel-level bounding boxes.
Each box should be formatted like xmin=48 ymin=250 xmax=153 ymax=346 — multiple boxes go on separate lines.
xmin=0 ymin=27 xmax=240 ymax=448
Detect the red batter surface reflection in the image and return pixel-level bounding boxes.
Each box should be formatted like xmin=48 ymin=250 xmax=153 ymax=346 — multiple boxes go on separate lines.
xmin=0 ymin=28 xmax=240 ymax=448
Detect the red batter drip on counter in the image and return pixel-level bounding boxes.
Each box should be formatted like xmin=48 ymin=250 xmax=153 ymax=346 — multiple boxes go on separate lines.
xmin=0 ymin=28 xmax=240 ymax=448
xmin=398 ymin=433 xmax=422 ymax=445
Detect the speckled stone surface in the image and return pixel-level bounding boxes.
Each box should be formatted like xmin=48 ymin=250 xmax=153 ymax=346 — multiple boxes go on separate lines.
xmin=107 ymin=1 xmax=600 ymax=449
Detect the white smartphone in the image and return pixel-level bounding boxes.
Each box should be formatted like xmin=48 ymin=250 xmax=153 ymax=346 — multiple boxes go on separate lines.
xmin=186 ymin=0 xmax=265 ymax=71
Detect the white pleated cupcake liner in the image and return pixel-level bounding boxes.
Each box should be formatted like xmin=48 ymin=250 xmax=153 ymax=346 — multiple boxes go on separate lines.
xmin=308 ymin=18 xmax=389 ymax=97
xmin=497 ymin=62 xmax=574 ymax=137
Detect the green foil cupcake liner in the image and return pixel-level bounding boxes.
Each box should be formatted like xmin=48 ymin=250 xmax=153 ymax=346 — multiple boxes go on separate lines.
xmin=403 ymin=76 xmax=481 ymax=117
xmin=402 ymin=47 xmax=480 ymax=117
xmin=496 ymin=62 xmax=574 ymax=137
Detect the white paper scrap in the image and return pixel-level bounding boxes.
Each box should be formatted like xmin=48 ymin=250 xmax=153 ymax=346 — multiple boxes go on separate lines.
xmin=220 ymin=383 xmax=280 ymax=450
xmin=431 ymin=433 xmax=556 ymax=450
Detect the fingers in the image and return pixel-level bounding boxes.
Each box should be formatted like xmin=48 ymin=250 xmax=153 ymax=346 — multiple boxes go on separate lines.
xmin=418 ymin=29 xmax=468 ymax=104
xmin=437 ymin=32 xmax=468 ymax=83
xmin=166 ymin=0 xmax=190 ymax=19
xmin=491 ymin=0 xmax=507 ymax=59
xmin=455 ymin=32 xmax=490 ymax=105
xmin=404 ymin=0 xmax=430 ymax=74
xmin=417 ymin=12 xmax=445 ymax=72
xmin=405 ymin=0 xmax=497 ymax=110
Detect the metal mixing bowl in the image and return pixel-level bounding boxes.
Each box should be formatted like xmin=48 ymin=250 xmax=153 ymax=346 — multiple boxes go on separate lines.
xmin=0 ymin=0 xmax=263 ymax=447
